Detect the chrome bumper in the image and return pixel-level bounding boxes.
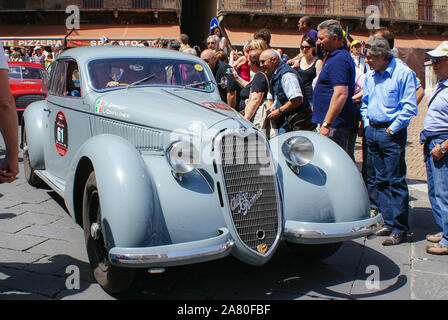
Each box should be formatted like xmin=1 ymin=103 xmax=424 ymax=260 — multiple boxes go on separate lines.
xmin=284 ymin=214 xmax=384 ymax=244
xmin=109 ymin=228 xmax=234 ymax=268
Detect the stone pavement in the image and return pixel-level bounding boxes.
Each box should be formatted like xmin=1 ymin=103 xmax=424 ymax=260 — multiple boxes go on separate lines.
xmin=0 ymin=108 xmax=447 ymax=300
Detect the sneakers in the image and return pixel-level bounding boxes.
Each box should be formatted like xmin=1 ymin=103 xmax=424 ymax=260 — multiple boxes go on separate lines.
xmin=381 ymin=233 xmax=406 ymax=246
xmin=426 ymin=233 xmax=443 ymax=243
xmin=426 ymin=243 xmax=448 ymax=255
xmin=375 ymin=227 xmax=392 ymax=237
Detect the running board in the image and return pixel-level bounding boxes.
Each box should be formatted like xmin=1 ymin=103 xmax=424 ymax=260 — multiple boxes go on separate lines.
xmin=34 ymin=170 xmax=66 ymax=197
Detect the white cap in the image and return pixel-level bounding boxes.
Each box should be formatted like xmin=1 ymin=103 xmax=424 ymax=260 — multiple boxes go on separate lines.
xmin=426 ymin=41 xmax=448 ymax=58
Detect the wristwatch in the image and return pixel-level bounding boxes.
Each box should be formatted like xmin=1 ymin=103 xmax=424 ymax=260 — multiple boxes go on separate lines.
xmin=278 ymin=107 xmax=283 ymax=115
xmin=322 ymin=121 xmax=331 ymax=128
xmin=441 ymin=143 xmax=447 ymax=155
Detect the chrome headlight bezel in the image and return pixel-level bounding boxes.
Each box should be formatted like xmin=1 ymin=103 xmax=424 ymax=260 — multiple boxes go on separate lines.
xmin=165 ymin=140 xmax=200 ymax=176
xmin=281 ymin=136 xmax=314 ymax=168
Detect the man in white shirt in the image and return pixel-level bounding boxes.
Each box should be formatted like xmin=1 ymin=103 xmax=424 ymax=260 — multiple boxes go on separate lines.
xmin=0 ymin=43 xmax=19 ymax=183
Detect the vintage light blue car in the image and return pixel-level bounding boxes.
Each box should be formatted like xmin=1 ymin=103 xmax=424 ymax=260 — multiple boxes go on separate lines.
xmin=22 ymin=46 xmax=383 ymax=293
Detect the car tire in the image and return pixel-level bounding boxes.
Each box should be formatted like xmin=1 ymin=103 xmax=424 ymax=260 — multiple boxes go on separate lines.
xmin=83 ymin=171 xmax=136 ymax=294
xmin=22 ymin=125 xmax=46 ymax=188
xmin=286 ymin=242 xmax=342 ymax=261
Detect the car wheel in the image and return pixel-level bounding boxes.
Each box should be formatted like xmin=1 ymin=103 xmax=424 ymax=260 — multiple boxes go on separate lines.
xmin=286 ymin=242 xmax=342 ymax=260
xmin=22 ymin=125 xmax=46 ymax=188
xmin=83 ymin=171 xmax=136 ymax=294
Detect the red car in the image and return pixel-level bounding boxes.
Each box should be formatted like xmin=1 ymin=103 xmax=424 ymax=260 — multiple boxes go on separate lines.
xmin=8 ymin=61 xmax=49 ymax=115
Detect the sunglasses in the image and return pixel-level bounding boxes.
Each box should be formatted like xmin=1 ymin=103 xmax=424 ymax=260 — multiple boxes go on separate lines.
xmin=301 ymin=45 xmax=311 ymax=50
xmin=259 ymin=57 xmax=273 ymax=64
xmin=203 ymin=58 xmax=211 ymax=63
xmin=207 ymin=42 xmax=216 ymax=45
xmin=431 ymin=58 xmax=448 ymax=65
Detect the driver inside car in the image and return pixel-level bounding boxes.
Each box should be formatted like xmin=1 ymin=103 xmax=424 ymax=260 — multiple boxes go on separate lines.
xmin=90 ymin=62 xmax=124 ymax=89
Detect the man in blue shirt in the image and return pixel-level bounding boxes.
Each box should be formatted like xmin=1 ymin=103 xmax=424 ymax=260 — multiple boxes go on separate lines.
xmin=313 ymin=20 xmax=356 ymax=152
xmin=361 ymin=35 xmax=418 ymax=246
xmin=421 ymin=41 xmax=448 ymax=255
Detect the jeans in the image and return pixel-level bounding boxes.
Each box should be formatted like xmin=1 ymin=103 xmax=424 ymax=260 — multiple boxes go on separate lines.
xmin=347 ymin=122 xmax=360 ymax=162
xmin=328 ymin=126 xmax=352 ymax=153
xmin=362 ymin=132 xmax=379 ymax=212
xmin=365 ymin=125 xmax=409 ymax=236
xmin=425 ymin=138 xmax=448 ymax=247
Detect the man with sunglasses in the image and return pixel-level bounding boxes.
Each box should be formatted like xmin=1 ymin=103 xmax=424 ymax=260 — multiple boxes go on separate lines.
xmin=421 ymin=41 xmax=448 ymax=255
xmin=206 ymin=35 xmax=220 ymax=52
xmin=361 ymin=35 xmax=418 ymax=246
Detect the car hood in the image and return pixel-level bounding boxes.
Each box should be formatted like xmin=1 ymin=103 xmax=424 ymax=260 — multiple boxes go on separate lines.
xmin=91 ymin=87 xmax=245 ymax=132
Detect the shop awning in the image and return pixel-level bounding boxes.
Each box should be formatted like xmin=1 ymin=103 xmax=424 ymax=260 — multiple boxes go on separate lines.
xmin=0 ymin=24 xmax=180 ymax=47
xmin=225 ymin=26 xmax=445 ymax=50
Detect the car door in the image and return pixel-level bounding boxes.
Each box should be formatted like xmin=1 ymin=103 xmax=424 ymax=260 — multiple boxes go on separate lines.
xmin=44 ymin=59 xmax=91 ymax=183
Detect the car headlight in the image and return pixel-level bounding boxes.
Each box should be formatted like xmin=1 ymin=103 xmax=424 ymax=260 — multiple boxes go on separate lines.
xmin=165 ymin=140 xmax=199 ymax=175
xmin=281 ymin=136 xmax=314 ymax=167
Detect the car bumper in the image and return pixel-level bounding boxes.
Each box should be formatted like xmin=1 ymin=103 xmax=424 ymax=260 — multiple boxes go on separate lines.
xmin=284 ymin=213 xmax=384 ymax=244
xmin=109 ymin=228 xmax=234 ymax=268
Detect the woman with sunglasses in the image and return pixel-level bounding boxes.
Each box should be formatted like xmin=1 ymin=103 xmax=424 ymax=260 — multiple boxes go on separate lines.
xmin=293 ymin=36 xmax=322 ymax=107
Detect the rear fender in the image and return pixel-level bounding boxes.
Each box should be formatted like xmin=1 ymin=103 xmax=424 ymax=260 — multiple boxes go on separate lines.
xmin=269 ymin=131 xmax=370 ymax=224
xmin=64 ymin=134 xmax=171 ymax=250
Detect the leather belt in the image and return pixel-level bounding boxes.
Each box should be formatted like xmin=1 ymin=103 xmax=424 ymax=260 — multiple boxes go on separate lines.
xmin=370 ymin=121 xmax=393 ymax=129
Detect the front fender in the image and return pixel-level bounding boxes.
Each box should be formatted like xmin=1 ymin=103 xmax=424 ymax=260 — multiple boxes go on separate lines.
xmin=22 ymin=100 xmax=47 ymax=170
xmin=269 ymin=131 xmax=370 ymax=224
xmin=64 ymin=134 xmax=171 ymax=250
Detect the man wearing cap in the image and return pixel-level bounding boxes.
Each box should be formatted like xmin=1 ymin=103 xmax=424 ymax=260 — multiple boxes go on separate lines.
xmin=361 ymin=35 xmax=418 ymax=246
xmin=421 ymin=41 xmax=448 ymax=255
xmin=31 ymin=46 xmax=45 ymax=67
xmin=351 ymin=40 xmax=366 ymax=74
xmin=0 ymin=43 xmax=19 ymax=183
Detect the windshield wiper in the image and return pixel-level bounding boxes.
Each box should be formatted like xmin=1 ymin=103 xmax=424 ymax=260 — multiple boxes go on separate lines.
xmin=127 ymin=74 xmax=155 ymax=88
xmin=184 ymin=81 xmax=212 ymax=89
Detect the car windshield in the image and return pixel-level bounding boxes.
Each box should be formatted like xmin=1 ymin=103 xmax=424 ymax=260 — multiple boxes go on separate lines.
xmin=88 ymin=58 xmax=211 ymax=91
xmin=8 ymin=66 xmax=46 ymax=80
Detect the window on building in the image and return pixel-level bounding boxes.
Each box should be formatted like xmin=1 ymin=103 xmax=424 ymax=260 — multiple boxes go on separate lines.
xmin=132 ymin=0 xmax=151 ymax=8
xmin=418 ymin=0 xmax=433 ymax=21
xmin=2 ymin=0 xmax=25 ymax=9
xmin=303 ymin=0 xmax=326 ymax=15
xmin=362 ymin=0 xmax=380 ymax=10
xmin=245 ymin=0 xmax=268 ymax=7
xmin=83 ymin=0 xmax=103 ymax=9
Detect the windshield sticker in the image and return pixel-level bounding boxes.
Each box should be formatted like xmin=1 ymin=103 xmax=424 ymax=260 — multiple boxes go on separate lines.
xmin=129 ymin=64 xmax=144 ymax=72
xmin=55 ymin=111 xmax=68 ymax=157
xmin=194 ymin=64 xmax=204 ymax=72
xmin=200 ymin=101 xmax=232 ymax=111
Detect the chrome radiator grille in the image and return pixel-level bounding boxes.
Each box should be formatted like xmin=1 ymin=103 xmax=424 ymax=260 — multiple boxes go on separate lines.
xmin=218 ymin=131 xmax=280 ymax=255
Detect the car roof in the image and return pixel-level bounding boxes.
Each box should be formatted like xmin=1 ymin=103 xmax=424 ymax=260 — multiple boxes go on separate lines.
xmin=8 ymin=61 xmax=46 ymax=69
xmin=58 ymin=46 xmax=204 ymax=65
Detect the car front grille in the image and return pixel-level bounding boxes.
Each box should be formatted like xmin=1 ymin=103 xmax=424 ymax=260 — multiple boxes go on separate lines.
xmin=15 ymin=94 xmax=45 ymax=110
xmin=217 ymin=130 xmax=280 ymax=256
